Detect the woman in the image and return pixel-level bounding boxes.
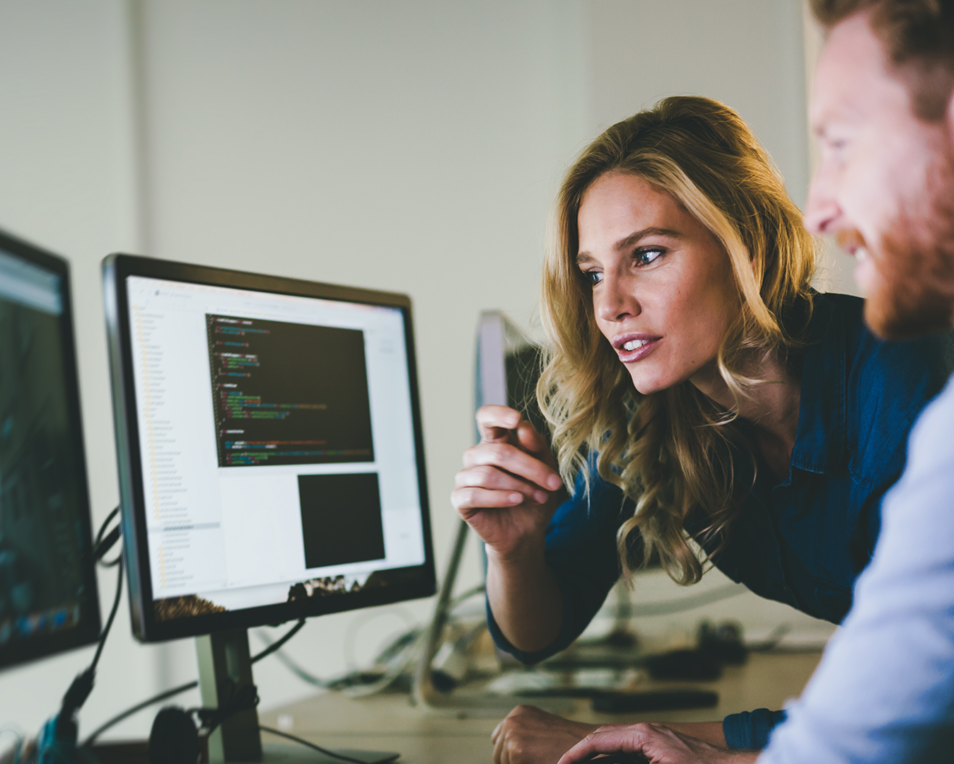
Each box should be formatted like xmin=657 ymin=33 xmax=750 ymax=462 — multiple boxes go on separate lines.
xmin=451 ymin=96 xmax=953 ymax=764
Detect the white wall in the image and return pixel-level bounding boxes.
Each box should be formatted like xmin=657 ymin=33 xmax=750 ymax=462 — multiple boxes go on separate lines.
xmin=133 ymin=0 xmax=594 ymax=728
xmin=0 ymin=0 xmax=158 ymax=744
xmin=0 ymin=0 xmax=838 ymax=746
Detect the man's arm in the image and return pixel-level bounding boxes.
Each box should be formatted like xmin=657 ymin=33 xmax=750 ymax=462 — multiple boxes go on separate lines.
xmin=758 ymin=380 xmax=954 ymax=763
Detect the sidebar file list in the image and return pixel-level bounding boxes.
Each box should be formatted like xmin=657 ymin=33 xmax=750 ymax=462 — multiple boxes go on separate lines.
xmin=131 ymin=301 xmax=227 ymax=600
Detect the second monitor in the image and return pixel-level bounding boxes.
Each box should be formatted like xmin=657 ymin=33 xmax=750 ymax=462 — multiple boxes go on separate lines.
xmin=104 ymin=254 xmax=436 ymax=643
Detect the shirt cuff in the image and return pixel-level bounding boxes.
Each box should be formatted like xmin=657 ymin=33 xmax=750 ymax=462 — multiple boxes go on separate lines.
xmin=722 ymin=708 xmax=788 ymax=749
xmin=485 ymin=596 xmax=580 ymax=665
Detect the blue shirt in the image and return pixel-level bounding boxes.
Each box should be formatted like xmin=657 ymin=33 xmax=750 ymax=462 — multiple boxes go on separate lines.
xmin=487 ymin=293 xmax=954 ymax=748
xmin=759 ymin=372 xmax=954 ymax=763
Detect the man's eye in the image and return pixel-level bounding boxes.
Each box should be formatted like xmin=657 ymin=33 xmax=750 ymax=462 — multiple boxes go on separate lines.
xmin=824 ymin=135 xmax=848 ymax=153
xmin=635 ymin=248 xmax=664 ymax=266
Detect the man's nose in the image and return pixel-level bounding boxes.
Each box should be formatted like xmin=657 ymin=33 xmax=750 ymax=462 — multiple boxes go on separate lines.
xmin=803 ymin=171 xmax=841 ymax=234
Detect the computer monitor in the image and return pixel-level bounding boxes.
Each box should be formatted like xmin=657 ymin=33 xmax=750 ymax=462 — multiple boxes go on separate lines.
xmin=475 ymin=311 xmax=548 ymax=438
xmin=103 ymin=254 xmax=435 ymax=761
xmin=0 ymin=229 xmax=100 ymax=672
xmin=414 ymin=311 xmax=550 ymax=710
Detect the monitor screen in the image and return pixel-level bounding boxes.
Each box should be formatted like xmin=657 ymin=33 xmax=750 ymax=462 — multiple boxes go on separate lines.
xmin=0 ymin=230 xmax=100 ymax=671
xmin=104 ymin=255 xmax=435 ymax=642
xmin=476 ymin=311 xmax=548 ymax=438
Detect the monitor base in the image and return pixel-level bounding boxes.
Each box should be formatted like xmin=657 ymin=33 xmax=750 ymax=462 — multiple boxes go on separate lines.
xmin=260 ymin=742 xmax=399 ymax=762
xmin=87 ymin=739 xmax=399 ymax=763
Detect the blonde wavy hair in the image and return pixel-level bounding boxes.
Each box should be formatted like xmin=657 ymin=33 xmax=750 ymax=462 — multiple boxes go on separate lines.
xmin=538 ymin=96 xmax=817 ymax=585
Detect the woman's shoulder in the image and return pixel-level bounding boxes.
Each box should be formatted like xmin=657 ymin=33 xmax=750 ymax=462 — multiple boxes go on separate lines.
xmin=818 ymin=292 xmax=954 ymax=479
xmin=818 ymin=291 xmax=954 ymax=396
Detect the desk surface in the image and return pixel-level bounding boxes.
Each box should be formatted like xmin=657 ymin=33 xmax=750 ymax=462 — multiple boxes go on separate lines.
xmin=259 ymin=651 xmax=822 ymax=764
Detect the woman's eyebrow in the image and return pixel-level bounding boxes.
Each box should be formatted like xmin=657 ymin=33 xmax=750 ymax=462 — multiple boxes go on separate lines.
xmin=577 ymin=226 xmax=681 ymax=263
xmin=614 ymin=226 xmax=681 ymax=252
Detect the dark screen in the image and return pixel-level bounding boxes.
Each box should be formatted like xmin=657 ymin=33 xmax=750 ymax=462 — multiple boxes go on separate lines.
xmin=207 ymin=314 xmax=374 ymax=467
xmin=0 ymin=239 xmax=99 ymax=669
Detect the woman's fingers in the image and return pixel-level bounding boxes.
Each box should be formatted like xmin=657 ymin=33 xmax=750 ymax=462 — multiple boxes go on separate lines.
xmin=514 ymin=419 xmax=556 ymax=465
xmin=452 ymin=487 xmax=524 ymax=517
xmin=455 ymin=465 xmax=549 ymax=503
xmin=463 ymin=441 xmax=562 ymax=492
xmin=476 ymin=405 xmax=524 ymax=443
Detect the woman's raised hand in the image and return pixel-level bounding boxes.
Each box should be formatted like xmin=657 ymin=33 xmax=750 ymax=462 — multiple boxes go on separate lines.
xmin=451 ymin=405 xmax=564 ymax=558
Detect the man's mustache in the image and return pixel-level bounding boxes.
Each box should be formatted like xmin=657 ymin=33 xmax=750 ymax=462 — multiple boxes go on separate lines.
xmin=836 ymin=228 xmax=867 ymax=254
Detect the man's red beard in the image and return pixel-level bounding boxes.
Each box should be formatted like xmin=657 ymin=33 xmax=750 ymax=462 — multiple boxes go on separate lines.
xmin=864 ymin=149 xmax=954 ymax=340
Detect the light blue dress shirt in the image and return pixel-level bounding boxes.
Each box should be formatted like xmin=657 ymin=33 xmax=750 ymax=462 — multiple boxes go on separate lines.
xmin=759 ymin=374 xmax=954 ymax=763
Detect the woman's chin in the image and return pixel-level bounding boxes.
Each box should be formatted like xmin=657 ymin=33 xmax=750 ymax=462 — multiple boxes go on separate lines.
xmin=628 ymin=371 xmax=670 ymax=396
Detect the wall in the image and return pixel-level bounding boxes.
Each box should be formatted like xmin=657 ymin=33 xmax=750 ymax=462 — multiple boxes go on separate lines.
xmin=0 ymin=0 xmax=158 ymax=743
xmin=0 ymin=0 xmax=838 ymax=745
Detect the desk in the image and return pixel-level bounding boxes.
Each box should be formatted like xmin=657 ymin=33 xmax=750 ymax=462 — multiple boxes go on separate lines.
xmin=259 ymin=651 xmax=822 ymax=764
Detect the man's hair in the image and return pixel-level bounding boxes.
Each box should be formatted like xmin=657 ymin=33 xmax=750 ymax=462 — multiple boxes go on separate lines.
xmin=810 ymin=0 xmax=954 ymax=119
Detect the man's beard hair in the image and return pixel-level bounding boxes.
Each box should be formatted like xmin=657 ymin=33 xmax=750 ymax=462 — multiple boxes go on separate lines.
xmin=866 ymin=149 xmax=954 ymax=340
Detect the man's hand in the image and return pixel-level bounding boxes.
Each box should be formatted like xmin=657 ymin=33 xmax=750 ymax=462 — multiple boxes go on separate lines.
xmin=556 ymin=723 xmax=760 ymax=764
xmin=491 ymin=705 xmax=598 ymax=764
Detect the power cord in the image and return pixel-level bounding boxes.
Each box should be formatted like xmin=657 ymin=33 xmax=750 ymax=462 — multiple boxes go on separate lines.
xmin=81 ymin=618 xmax=306 ymax=746
xmin=92 ymin=507 xmax=122 ymax=568
xmin=34 ymin=508 xmax=123 ymax=762
xmin=253 ymin=624 xmax=423 ymax=697
xmin=258 ymin=726 xmax=370 ymax=764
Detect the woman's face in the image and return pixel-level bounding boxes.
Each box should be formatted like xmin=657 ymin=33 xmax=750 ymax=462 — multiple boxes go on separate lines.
xmin=576 ymin=172 xmax=739 ymax=396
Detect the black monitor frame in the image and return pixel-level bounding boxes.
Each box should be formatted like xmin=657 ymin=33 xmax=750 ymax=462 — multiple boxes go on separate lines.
xmin=103 ymin=253 xmax=436 ymax=643
xmin=0 ymin=228 xmax=101 ymax=671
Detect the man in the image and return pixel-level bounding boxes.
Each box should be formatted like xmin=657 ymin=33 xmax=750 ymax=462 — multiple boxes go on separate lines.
xmin=558 ymin=1 xmax=954 ymax=762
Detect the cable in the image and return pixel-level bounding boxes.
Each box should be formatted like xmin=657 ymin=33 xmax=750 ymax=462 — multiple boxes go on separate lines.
xmin=267 ymin=649 xmax=333 ymax=689
xmin=82 ymin=617 xmax=306 ymax=746
xmin=448 ymin=584 xmax=485 ymax=610
xmin=254 ymin=625 xmax=424 ymax=697
xmin=0 ymin=727 xmax=24 ymax=764
xmin=747 ymin=623 xmax=793 ymax=652
xmin=89 ymin=557 xmax=123 ymax=674
xmin=55 ymin=510 xmax=126 ymax=737
xmin=341 ymin=609 xmax=414 ymax=674
xmin=92 ymin=507 xmax=121 ymax=567
xmin=81 ymin=681 xmax=197 ymax=746
xmin=258 ymin=726 xmax=369 ymax=764
xmin=93 ymin=507 xmax=119 ymax=551
xmin=250 ymin=619 xmax=305 ymax=665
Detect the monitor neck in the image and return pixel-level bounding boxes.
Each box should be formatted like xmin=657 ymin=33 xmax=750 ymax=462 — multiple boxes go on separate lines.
xmin=196 ymin=628 xmax=263 ymax=762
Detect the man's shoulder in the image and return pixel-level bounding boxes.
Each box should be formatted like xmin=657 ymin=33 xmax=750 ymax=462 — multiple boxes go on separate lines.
xmin=903 ymin=376 xmax=954 ymax=472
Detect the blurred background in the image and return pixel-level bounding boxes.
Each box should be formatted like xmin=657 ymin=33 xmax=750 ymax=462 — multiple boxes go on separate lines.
xmin=0 ymin=0 xmax=854 ymax=743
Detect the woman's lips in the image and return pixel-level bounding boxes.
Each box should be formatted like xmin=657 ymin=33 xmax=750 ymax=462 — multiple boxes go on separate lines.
xmin=612 ymin=334 xmax=661 ymax=363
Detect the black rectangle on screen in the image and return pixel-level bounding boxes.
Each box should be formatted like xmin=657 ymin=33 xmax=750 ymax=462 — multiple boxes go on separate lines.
xmin=297 ymin=472 xmax=385 ymax=569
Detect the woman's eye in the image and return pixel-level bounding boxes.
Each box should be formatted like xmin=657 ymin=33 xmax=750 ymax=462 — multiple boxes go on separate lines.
xmin=635 ymin=248 xmax=664 ymax=266
xmin=582 ymin=270 xmax=603 ymax=285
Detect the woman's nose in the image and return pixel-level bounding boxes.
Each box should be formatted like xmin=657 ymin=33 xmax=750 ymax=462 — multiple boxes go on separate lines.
xmin=596 ymin=273 xmax=640 ymax=323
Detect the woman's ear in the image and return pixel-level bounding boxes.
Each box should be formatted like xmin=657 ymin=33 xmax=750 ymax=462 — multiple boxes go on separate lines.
xmin=746 ymin=247 xmax=759 ymax=282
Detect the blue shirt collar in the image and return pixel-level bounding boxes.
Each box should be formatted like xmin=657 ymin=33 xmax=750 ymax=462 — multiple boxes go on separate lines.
xmin=790 ymin=294 xmax=848 ymax=475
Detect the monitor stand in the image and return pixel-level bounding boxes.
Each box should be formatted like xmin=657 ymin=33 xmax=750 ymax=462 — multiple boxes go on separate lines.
xmin=196 ymin=628 xmax=399 ymax=763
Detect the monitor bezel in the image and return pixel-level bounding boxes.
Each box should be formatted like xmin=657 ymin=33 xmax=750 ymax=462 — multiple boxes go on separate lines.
xmin=0 ymin=228 xmax=101 ymax=671
xmin=103 ymin=253 xmax=437 ymax=643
